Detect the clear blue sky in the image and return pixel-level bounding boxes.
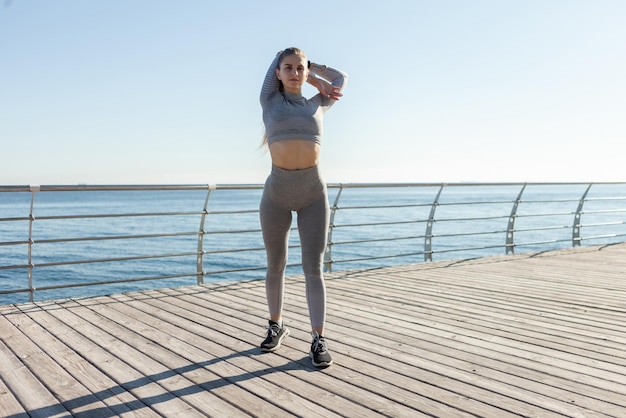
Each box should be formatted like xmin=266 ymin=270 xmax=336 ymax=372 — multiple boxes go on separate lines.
xmin=1 ymin=0 xmax=625 ymax=185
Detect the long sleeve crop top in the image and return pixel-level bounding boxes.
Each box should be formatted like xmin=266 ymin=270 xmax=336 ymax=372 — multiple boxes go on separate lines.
xmin=260 ymin=52 xmax=347 ymax=146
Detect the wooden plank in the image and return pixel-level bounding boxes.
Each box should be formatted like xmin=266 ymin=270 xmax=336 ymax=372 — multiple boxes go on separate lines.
xmin=1 ymin=243 xmax=625 ymax=418
xmin=327 ymin=272 xmax=626 ymax=361
xmin=75 ymin=294 xmax=339 ymax=418
xmin=136 ymin=288 xmax=440 ymax=418
xmin=322 ymin=268 xmax=620 ymax=412
xmin=0 ymin=323 xmax=72 ymax=418
xmin=35 ymin=299 xmax=209 ymax=417
xmin=328 ymin=304 xmax=624 ymax=414
xmin=0 ymin=369 xmax=28 ymax=418
xmin=227 ymin=283 xmax=612 ymax=418
xmin=227 ymin=256 xmax=625 ymax=416
xmin=13 ymin=302 xmax=167 ymax=417
xmin=335 ymin=260 xmax=626 ymax=344
xmin=126 ymin=290 xmax=399 ymax=418
xmin=166 ymin=286 xmax=533 ymax=417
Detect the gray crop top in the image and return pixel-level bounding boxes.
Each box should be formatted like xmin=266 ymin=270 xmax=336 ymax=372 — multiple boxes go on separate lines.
xmin=260 ymin=52 xmax=347 ymax=145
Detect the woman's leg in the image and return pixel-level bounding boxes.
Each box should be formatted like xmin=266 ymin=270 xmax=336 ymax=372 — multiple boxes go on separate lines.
xmin=297 ymin=194 xmax=330 ymax=335
xmin=298 ymin=192 xmax=334 ymax=367
xmin=260 ymin=188 xmax=292 ymax=322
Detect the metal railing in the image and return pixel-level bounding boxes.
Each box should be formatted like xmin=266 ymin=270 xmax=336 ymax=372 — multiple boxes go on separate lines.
xmin=1 ymin=182 xmax=625 ymax=303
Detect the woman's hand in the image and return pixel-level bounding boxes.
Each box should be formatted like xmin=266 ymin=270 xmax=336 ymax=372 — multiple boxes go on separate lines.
xmin=320 ymin=84 xmax=343 ymax=101
xmin=308 ymin=75 xmax=343 ymax=101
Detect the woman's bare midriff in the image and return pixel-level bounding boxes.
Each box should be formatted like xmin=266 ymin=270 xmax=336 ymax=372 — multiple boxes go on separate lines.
xmin=269 ymin=139 xmax=320 ymax=170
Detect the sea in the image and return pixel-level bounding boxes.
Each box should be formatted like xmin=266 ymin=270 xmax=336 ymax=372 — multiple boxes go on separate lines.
xmin=1 ymin=183 xmax=625 ymax=305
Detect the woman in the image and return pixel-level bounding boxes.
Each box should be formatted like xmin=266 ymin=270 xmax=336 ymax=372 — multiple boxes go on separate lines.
xmin=259 ymin=47 xmax=347 ymax=367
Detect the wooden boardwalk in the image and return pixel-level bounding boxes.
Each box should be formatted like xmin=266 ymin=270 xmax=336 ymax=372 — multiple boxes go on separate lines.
xmin=1 ymin=243 xmax=625 ymax=417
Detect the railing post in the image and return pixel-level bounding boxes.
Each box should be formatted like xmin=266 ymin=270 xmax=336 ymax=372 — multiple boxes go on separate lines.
xmin=28 ymin=185 xmax=40 ymax=302
xmin=196 ymin=184 xmax=216 ymax=285
xmin=572 ymin=183 xmax=593 ymax=247
xmin=506 ymin=184 xmax=526 ymax=255
xmin=504 ymin=183 xmax=527 ymax=254
xmin=324 ymin=184 xmax=344 ymax=273
xmin=424 ymin=185 xmax=444 ymax=261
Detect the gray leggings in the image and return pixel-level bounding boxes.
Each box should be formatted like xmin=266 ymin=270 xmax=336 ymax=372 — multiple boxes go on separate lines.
xmin=260 ymin=164 xmax=329 ymax=328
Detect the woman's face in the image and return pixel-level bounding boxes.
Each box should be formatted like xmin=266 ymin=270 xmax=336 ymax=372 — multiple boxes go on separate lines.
xmin=275 ymin=54 xmax=308 ymax=94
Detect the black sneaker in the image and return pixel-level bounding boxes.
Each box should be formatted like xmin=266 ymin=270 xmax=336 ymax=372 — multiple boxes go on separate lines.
xmin=260 ymin=320 xmax=290 ymax=352
xmin=309 ymin=332 xmax=333 ymax=367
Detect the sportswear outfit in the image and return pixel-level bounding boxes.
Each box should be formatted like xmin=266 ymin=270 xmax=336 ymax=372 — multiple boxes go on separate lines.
xmin=259 ymin=52 xmax=347 ymax=367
